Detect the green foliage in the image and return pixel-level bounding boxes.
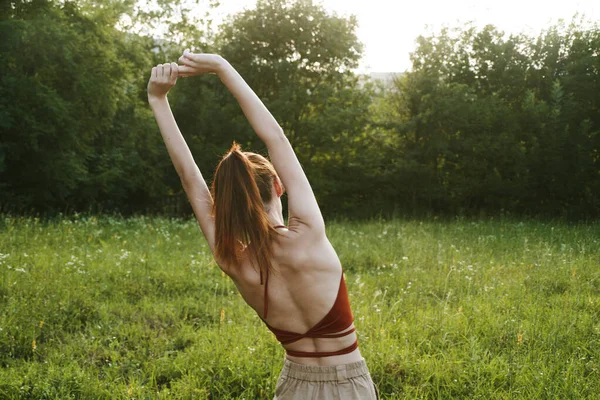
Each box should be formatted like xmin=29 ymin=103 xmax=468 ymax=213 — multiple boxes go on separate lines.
xmin=0 ymin=0 xmax=172 ymax=213
xmin=0 ymin=1 xmax=598 ymax=218
xmin=1 ymin=0 xmax=375 ymax=217
xmin=369 ymin=17 xmax=600 ymax=218
xmin=1 ymin=215 xmax=599 ymax=398
xmin=169 ymin=0 xmax=373 ymax=215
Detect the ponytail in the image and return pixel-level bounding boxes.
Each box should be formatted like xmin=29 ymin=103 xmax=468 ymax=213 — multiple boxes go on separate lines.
xmin=211 ymin=142 xmax=278 ymax=281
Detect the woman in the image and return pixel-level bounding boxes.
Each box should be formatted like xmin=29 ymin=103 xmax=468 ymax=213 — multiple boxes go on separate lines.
xmin=147 ymin=51 xmax=378 ymax=399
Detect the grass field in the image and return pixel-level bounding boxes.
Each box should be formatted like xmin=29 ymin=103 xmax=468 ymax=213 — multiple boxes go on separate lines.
xmin=0 ymin=214 xmax=599 ymax=399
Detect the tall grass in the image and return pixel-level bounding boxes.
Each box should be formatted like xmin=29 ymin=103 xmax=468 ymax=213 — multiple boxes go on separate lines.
xmin=0 ymin=214 xmax=598 ymax=399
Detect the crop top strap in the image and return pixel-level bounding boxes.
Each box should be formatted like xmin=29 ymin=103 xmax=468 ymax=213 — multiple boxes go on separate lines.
xmin=260 ymin=268 xmax=269 ymax=319
xmin=284 ymin=338 xmax=359 ymax=358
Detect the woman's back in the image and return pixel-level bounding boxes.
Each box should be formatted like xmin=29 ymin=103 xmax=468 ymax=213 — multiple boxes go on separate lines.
xmin=226 ymin=224 xmax=360 ymax=366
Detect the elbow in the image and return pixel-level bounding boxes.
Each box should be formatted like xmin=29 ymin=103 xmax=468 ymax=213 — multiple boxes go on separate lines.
xmin=179 ymin=165 xmax=201 ymax=183
xmin=266 ymin=127 xmax=287 ymax=145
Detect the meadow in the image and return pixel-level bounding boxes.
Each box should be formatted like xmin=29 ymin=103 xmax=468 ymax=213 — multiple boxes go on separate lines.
xmin=0 ymin=214 xmax=598 ymax=399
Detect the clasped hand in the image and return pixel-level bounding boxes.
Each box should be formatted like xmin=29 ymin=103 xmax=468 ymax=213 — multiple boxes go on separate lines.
xmin=147 ymin=50 xmax=225 ymax=100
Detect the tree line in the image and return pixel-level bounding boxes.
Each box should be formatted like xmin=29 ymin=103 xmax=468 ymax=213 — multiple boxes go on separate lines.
xmin=1 ymin=0 xmax=598 ymax=219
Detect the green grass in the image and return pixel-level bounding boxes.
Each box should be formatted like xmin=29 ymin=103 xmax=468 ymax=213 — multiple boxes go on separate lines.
xmin=0 ymin=214 xmax=599 ymax=399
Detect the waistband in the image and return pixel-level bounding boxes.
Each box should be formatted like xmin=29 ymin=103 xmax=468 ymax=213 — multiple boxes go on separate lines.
xmin=280 ymin=358 xmax=371 ymax=382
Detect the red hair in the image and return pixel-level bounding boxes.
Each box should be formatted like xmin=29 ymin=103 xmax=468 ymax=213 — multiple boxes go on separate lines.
xmin=211 ymin=142 xmax=280 ymax=279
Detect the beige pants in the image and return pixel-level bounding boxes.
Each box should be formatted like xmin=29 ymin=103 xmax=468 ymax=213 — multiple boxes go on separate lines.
xmin=273 ymin=358 xmax=379 ymax=399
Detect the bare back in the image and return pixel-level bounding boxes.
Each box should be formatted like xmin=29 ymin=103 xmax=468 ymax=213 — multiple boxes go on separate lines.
xmin=226 ymin=224 xmax=361 ymax=366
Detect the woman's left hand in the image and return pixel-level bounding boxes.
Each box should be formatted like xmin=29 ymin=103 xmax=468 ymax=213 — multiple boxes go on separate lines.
xmin=147 ymin=62 xmax=178 ymax=100
xmin=177 ymin=50 xmax=225 ymax=77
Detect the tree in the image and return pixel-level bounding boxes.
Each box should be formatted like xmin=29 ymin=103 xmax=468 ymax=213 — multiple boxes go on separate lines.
xmin=0 ymin=0 xmax=171 ymax=213
xmin=172 ymin=0 xmax=373 ymax=214
xmin=372 ymin=17 xmax=600 ymax=217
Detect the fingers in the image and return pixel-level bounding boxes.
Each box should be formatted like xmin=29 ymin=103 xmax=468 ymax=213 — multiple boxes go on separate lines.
xmin=151 ymin=63 xmax=172 ymax=78
xmin=183 ymin=48 xmax=195 ymax=60
xmin=152 ymin=64 xmax=164 ymax=79
xmin=169 ymin=62 xmax=178 ymax=83
xmin=177 ymin=65 xmax=195 ymax=77
xmin=150 ymin=62 xmax=182 ymax=84
xmin=178 ymin=53 xmax=198 ymax=67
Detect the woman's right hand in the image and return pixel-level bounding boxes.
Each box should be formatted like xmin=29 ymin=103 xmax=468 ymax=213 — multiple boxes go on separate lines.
xmin=177 ymin=50 xmax=226 ymax=77
xmin=147 ymin=62 xmax=178 ymax=101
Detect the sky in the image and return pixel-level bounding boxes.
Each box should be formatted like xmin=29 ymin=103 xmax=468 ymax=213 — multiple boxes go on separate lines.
xmin=207 ymin=0 xmax=599 ymax=73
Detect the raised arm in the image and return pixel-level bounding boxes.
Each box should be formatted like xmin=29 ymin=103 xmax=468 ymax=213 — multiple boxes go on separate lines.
xmin=147 ymin=62 xmax=216 ymax=253
xmin=178 ymin=52 xmax=325 ymax=232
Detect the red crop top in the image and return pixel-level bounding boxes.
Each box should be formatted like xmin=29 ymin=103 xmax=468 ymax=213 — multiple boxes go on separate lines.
xmin=258 ymin=225 xmax=358 ymax=358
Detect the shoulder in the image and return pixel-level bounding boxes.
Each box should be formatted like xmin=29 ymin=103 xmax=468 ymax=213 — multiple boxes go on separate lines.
xmin=273 ymin=219 xmax=327 ymax=261
xmin=276 ymin=221 xmax=339 ymax=272
xmin=285 ymin=216 xmax=326 ymax=241
xmin=212 ymin=242 xmax=247 ymax=276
